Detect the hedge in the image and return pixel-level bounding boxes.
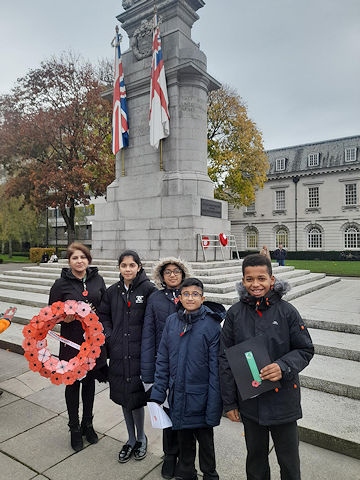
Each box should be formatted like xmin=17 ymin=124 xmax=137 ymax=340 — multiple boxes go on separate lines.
xmin=233 ymin=250 xmax=360 ymax=261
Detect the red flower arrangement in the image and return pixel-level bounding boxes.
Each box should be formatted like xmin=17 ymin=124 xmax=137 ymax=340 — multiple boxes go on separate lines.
xmin=22 ymin=300 xmax=105 ymax=385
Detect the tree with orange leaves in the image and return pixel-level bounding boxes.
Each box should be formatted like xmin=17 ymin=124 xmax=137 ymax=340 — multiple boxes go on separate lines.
xmin=0 ymin=52 xmax=114 ymax=244
xmin=207 ymin=85 xmax=268 ymax=207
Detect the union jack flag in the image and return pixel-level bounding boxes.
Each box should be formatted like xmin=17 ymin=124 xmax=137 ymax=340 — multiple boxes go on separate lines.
xmin=149 ymin=15 xmax=170 ymax=149
xmin=112 ymin=27 xmax=129 ymax=155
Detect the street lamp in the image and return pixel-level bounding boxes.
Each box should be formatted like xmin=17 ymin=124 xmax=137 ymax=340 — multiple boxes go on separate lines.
xmin=55 ymin=206 xmax=58 ymax=255
xmin=292 ymin=176 xmax=300 ymax=251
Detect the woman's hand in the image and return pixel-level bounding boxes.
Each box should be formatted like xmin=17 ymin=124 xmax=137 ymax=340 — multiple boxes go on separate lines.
xmin=63 ymin=314 xmax=75 ymax=323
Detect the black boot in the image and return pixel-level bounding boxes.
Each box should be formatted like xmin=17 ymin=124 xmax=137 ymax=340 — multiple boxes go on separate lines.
xmin=81 ymin=417 xmax=98 ymax=444
xmin=68 ymin=422 xmax=83 ymax=452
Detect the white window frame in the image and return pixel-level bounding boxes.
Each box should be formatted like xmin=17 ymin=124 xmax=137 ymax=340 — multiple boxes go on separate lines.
xmin=345 ymin=147 xmax=357 ymax=163
xmin=275 ymin=190 xmax=285 ymax=210
xmin=344 ymin=226 xmax=360 ymax=249
xmin=275 ymin=157 xmax=286 ymax=171
xmin=246 ymin=202 xmax=256 ymax=213
xmin=345 ymin=183 xmax=357 ymax=206
xmin=308 ymin=153 xmax=319 ymax=167
xmin=246 ymin=228 xmax=258 ymax=249
xmin=308 ymin=186 xmax=319 ymax=208
xmin=275 ymin=229 xmax=288 ymax=248
xmin=308 ymin=227 xmax=322 ymax=249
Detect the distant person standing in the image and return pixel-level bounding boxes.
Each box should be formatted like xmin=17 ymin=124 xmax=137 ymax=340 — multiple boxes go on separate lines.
xmin=273 ymin=243 xmax=287 ymax=266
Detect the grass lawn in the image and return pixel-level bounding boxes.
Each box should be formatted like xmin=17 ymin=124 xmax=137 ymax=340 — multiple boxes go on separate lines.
xmin=285 ymin=259 xmax=360 ymax=277
xmin=0 ymin=254 xmax=31 ymax=263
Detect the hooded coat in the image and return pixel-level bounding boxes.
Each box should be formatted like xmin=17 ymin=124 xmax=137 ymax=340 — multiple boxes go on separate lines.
xmin=219 ymin=279 xmax=314 ymax=426
xmin=48 ymin=266 xmax=107 ymax=368
xmin=98 ymin=268 xmax=156 ymax=410
xmin=150 ymin=304 xmax=223 ymax=430
xmin=141 ymin=257 xmax=192 ymax=384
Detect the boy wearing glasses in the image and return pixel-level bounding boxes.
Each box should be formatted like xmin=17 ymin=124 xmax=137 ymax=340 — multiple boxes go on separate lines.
xmin=150 ymin=278 xmax=223 ymax=480
xmin=142 ymin=257 xmax=192 ymax=479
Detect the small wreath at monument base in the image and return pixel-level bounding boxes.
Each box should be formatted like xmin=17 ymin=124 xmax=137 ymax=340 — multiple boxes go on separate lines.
xmin=22 ymin=300 xmax=105 ymax=386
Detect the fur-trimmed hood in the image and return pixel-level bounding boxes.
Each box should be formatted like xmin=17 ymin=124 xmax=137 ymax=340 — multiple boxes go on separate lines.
xmin=151 ymin=257 xmax=193 ymax=288
xmin=235 ymin=277 xmax=291 ymax=303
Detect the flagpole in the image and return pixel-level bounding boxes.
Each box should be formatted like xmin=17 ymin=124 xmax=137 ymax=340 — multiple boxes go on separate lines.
xmin=121 ymin=149 xmax=126 ymax=176
xmin=159 ymin=139 xmax=163 ymax=171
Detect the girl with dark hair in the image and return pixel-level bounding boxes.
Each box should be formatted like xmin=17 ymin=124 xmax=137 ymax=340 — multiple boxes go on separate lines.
xmin=49 ymin=242 xmax=107 ymax=452
xmin=99 ymin=250 xmax=156 ymax=463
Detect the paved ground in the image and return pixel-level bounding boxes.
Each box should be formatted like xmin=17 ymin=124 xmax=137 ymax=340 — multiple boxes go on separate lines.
xmin=1 ymin=349 xmax=360 ymax=480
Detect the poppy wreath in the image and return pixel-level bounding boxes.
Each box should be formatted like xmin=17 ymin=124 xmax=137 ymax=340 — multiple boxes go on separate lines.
xmin=22 ymin=300 xmax=105 ymax=386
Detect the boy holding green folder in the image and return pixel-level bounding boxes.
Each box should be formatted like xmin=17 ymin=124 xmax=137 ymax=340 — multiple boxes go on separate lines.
xmin=219 ymin=254 xmax=314 ymax=480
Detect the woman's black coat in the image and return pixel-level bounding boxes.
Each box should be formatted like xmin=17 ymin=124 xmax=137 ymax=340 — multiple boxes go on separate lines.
xmin=98 ymin=269 xmax=156 ymax=410
xmin=48 ymin=267 xmax=107 ymax=369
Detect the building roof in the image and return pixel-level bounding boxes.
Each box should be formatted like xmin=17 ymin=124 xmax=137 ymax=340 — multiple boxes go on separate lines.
xmin=266 ymin=135 xmax=360 ymax=178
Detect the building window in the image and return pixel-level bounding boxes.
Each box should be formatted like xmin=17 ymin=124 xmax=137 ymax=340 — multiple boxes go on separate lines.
xmin=246 ymin=228 xmax=258 ymax=249
xmin=275 ymin=228 xmax=288 ymax=248
xmin=275 ymin=157 xmax=286 ymax=171
xmin=307 ymin=153 xmax=319 ymax=167
xmin=308 ymin=227 xmax=322 ymax=248
xmin=345 ymin=147 xmax=357 ymax=163
xmin=275 ymin=190 xmax=285 ymax=210
xmin=246 ymin=202 xmax=256 ymax=213
xmin=344 ymin=226 xmax=360 ymax=249
xmin=308 ymin=186 xmax=319 ymax=208
xmin=345 ymin=183 xmax=357 ymax=205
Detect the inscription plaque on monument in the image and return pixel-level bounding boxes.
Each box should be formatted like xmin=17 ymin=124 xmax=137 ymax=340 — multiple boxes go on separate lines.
xmin=201 ymin=198 xmax=222 ymax=218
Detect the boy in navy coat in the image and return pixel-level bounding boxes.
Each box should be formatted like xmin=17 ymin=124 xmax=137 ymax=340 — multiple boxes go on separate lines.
xmin=151 ymin=278 xmax=223 ymax=480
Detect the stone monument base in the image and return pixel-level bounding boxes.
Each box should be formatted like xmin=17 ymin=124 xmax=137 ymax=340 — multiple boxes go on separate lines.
xmin=91 ymin=171 xmax=229 ymax=261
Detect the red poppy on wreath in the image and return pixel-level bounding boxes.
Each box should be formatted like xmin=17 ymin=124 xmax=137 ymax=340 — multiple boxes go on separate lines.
xmin=22 ymin=300 xmax=105 ymax=386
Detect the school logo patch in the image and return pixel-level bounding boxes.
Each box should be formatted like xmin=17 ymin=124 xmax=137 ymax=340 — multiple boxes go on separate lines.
xmin=136 ymin=295 xmax=144 ymax=304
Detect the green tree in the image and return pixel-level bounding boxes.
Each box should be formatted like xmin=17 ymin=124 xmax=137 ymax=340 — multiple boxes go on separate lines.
xmin=0 ymin=188 xmax=39 ymax=257
xmin=207 ymin=85 xmax=268 ymax=207
xmin=0 ymin=52 xmax=114 ymax=244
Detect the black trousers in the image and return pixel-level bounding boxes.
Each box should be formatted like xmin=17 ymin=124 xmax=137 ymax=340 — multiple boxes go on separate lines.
xmin=242 ymin=416 xmax=301 ymax=480
xmin=65 ymin=370 xmax=96 ymax=426
xmin=163 ymin=406 xmax=179 ymax=456
xmin=176 ymin=427 xmax=219 ymax=480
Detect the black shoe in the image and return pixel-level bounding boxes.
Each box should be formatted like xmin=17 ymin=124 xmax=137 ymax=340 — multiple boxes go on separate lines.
xmin=69 ymin=425 xmax=83 ymax=452
xmin=161 ymin=454 xmax=177 ymax=479
xmin=134 ymin=436 xmax=147 ymax=461
xmin=118 ymin=443 xmax=135 ymax=463
xmin=81 ymin=422 xmax=98 ymax=444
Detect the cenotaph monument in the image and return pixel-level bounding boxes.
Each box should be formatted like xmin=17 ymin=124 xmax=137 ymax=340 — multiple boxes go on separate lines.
xmin=91 ymin=0 xmax=230 ymax=261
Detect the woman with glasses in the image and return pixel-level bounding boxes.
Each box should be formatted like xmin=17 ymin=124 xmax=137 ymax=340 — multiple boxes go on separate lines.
xmin=141 ymin=257 xmax=191 ymax=479
xmin=99 ymin=250 xmax=156 ymax=464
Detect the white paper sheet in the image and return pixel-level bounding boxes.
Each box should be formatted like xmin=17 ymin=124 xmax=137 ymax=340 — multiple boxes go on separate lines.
xmin=147 ymin=402 xmax=172 ymax=429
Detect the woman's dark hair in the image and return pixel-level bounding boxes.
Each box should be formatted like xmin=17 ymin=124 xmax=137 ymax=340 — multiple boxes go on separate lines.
xmin=67 ymin=242 xmax=92 ymax=263
xmin=242 ymin=253 xmax=272 ymax=276
xmin=118 ymin=249 xmax=142 ymax=267
xmin=180 ymin=277 xmax=204 ymax=293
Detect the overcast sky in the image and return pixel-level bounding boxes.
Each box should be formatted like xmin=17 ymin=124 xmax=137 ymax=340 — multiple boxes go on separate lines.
xmin=1 ymin=0 xmax=359 ymax=150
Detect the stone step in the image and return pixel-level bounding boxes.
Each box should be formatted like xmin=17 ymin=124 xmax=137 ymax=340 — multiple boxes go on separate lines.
xmin=300 ymin=354 xmax=360 ymax=400
xmin=284 ymin=276 xmax=341 ymax=301
xmin=309 ymin=328 xmax=360 ymax=362
xmin=299 ymin=387 xmax=360 ymax=459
